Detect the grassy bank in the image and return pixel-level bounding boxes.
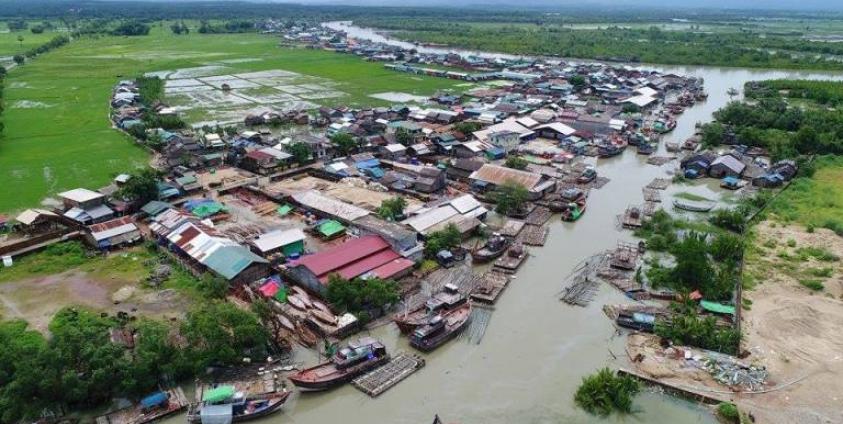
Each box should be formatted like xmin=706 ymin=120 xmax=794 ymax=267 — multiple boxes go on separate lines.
xmin=766 ymin=156 xmax=843 ymax=233
xmin=0 ymin=26 xmax=462 ymax=213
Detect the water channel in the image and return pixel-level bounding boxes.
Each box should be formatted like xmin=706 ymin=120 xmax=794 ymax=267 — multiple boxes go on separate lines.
xmin=168 ymin=23 xmax=843 ymax=424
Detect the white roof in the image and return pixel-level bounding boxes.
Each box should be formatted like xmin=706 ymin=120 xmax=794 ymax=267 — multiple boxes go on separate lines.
xmin=623 ymin=95 xmax=657 ymax=108
xmin=252 ymin=228 xmax=306 ymax=253
xmin=449 ymin=194 xmax=482 ymax=214
xmin=258 ymin=147 xmax=292 ymax=160
xmin=635 ymin=86 xmax=659 ymax=97
xmin=609 ymin=119 xmax=627 ymax=131
xmin=461 ymin=140 xmax=488 ymax=153
xmin=515 ymin=116 xmax=539 ymax=129
xmin=403 ymin=205 xmax=459 ymax=233
xmin=384 ymin=144 xmax=407 ymax=153
xmin=535 ymin=122 xmax=577 ymax=137
xmin=291 ymin=190 xmax=370 ymax=222
xmin=472 ymin=118 xmax=533 ymax=143
xmin=59 ymin=188 xmax=104 ymax=203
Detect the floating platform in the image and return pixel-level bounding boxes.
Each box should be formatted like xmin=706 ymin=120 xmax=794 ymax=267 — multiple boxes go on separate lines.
xmin=642 ymin=188 xmax=662 ymax=203
xmin=621 ymin=206 xmax=643 ymax=229
xmin=519 ymin=224 xmax=549 ymax=246
xmin=646 ymin=178 xmax=671 ymax=190
xmin=646 ymin=156 xmax=675 ymax=166
xmin=524 ymin=206 xmax=552 ymax=226
xmin=470 ymin=272 xmax=511 ymax=304
xmin=352 ymin=353 xmax=425 ymax=397
xmin=96 ymin=388 xmax=188 ymax=424
xmin=493 ymin=247 xmax=528 ymax=274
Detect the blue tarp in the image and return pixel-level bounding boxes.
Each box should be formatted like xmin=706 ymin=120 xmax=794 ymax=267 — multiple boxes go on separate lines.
xmin=355 ymin=158 xmax=381 ymax=169
xmin=140 ymin=391 xmax=168 ymax=409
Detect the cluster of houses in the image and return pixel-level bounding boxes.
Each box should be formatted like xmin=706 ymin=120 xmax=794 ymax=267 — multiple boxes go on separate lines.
xmin=680 ymin=149 xmax=798 ymax=188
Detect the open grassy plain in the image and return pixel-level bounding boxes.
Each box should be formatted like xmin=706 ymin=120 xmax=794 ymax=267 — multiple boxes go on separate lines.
xmin=0 ymin=26 xmax=462 ymax=213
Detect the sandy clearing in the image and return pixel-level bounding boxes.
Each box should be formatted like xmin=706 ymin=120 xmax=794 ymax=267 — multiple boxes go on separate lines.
xmin=0 ymin=270 xmax=189 ymax=333
xmin=737 ymin=222 xmax=843 ymax=423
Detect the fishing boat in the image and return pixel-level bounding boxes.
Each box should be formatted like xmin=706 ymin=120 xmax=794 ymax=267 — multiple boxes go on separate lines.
xmin=409 ymin=302 xmax=472 ymax=352
xmin=311 ymin=309 xmax=337 ymax=325
xmin=653 ymin=118 xmax=676 ymax=134
xmin=186 ymin=387 xmax=290 ymax=424
xmin=96 ymin=388 xmax=188 ymax=424
xmin=665 ymin=141 xmax=681 ymax=153
xmin=576 ymin=166 xmax=597 ymax=184
xmin=394 ymin=283 xmax=466 ymax=334
xmin=472 ymin=233 xmax=510 ymax=263
xmin=287 ymin=295 xmax=308 ymax=311
xmin=720 ymin=176 xmax=746 ymax=190
xmin=288 ymin=337 xmax=390 ymax=391
xmin=597 ymin=143 xmax=624 ymax=158
xmin=295 ymin=320 xmax=318 ymax=347
xmin=616 ymin=312 xmax=656 ymax=332
xmin=636 ymin=143 xmax=655 ymax=155
xmin=559 ymin=191 xmax=587 ymax=222
xmin=672 ymin=199 xmax=715 ymax=212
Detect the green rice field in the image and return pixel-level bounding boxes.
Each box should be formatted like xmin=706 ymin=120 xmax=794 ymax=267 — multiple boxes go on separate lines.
xmin=0 ymin=26 xmax=463 ymax=213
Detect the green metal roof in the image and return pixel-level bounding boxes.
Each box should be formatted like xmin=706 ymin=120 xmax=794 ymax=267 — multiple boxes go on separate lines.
xmin=203 ymin=246 xmax=268 ymax=280
xmin=276 ymin=204 xmax=293 ymax=216
xmin=318 ymin=220 xmax=345 ymax=237
xmin=141 ymin=200 xmax=172 ymax=217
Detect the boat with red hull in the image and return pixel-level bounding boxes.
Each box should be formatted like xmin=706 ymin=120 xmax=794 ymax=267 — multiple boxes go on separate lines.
xmin=394 ymin=283 xmax=466 ymax=334
xmin=288 ymin=337 xmax=389 ymax=391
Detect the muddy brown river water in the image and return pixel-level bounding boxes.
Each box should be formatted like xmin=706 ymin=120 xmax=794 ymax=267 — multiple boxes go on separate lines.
xmin=161 ymin=24 xmax=843 ymax=424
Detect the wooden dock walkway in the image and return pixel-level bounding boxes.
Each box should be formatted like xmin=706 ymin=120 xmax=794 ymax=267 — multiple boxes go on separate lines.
xmin=524 ymin=206 xmax=552 ymax=226
xmin=352 ymin=353 xmax=425 ymax=397
xmin=642 ymin=188 xmax=662 ymax=203
xmin=470 ymin=271 xmax=511 ymax=304
xmin=646 ymin=178 xmax=671 ymax=190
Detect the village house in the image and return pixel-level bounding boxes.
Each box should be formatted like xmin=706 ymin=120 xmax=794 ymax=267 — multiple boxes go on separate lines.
xmin=446 ymin=158 xmax=484 ymax=182
xmin=86 ymin=216 xmax=141 ymax=250
xmin=469 ymin=163 xmax=555 ymax=200
xmin=709 ymin=154 xmax=746 ymax=179
xmin=59 ymin=188 xmax=115 ymax=225
xmin=287 ymin=235 xmax=414 ymax=295
xmin=251 ymin=227 xmax=307 ymax=257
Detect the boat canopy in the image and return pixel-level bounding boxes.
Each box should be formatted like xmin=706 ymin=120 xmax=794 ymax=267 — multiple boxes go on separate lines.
xmin=203 ymin=386 xmax=236 ymax=403
xmin=700 ymin=300 xmax=736 ymax=315
xmin=200 ymin=404 xmax=233 ymax=424
xmin=140 ymin=391 xmax=168 ymax=409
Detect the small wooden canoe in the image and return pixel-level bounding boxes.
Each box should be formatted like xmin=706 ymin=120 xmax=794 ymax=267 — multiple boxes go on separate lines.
xmin=288 ymin=295 xmax=308 ymax=311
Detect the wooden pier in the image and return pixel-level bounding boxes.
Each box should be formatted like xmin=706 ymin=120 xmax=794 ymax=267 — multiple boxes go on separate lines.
xmin=497 ymin=219 xmax=525 ymax=238
xmin=96 ymin=387 xmax=188 ymax=424
xmin=493 ymin=245 xmax=528 ymax=274
xmin=519 ymin=224 xmax=549 ymax=246
xmin=621 ymin=206 xmax=643 ymax=229
xmin=352 ymin=353 xmax=425 ymax=397
xmin=646 ymin=155 xmax=675 ymax=166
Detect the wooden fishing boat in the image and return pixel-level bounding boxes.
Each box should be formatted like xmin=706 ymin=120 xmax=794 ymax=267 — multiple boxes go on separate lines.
xmin=288 ymin=337 xmax=390 ymax=391
xmin=287 ymin=295 xmax=308 ymax=311
xmin=278 ymin=315 xmax=295 ymax=332
xmin=560 ymin=198 xmax=587 ymax=222
xmin=665 ymin=141 xmax=680 ymax=153
xmin=409 ymin=302 xmax=472 ymax=352
xmin=393 ymin=283 xmax=466 ymax=334
xmin=636 ymin=143 xmax=655 ymax=155
xmin=312 ymin=300 xmax=332 ymax=315
xmin=186 ymin=388 xmax=290 ymax=424
xmin=96 ymin=388 xmax=188 ymax=424
xmin=311 ymin=309 xmax=337 ymax=325
xmin=597 ymin=143 xmax=624 ymax=158
xmin=672 ymin=199 xmax=715 ymax=212
xmin=296 ymin=320 xmax=318 ymax=347
xmin=576 ymin=166 xmax=597 ymax=184
xmin=472 ymin=234 xmax=510 ymax=263
xmin=616 ymin=312 xmax=656 ymax=333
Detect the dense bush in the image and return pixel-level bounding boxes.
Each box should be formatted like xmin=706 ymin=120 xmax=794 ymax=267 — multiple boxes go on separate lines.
xmin=112 ymin=21 xmax=150 ymax=36
xmin=655 ymin=313 xmax=741 ymax=354
xmin=325 ymin=275 xmax=399 ymax=322
xmin=423 ymin=223 xmax=462 ymax=258
xmin=574 ymin=368 xmax=640 ymax=416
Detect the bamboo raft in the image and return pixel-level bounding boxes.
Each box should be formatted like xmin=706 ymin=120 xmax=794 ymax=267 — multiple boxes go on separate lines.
xmin=352 ymin=353 xmax=425 ymax=397
xmin=558 ymin=254 xmax=604 ymax=307
xmin=464 ymin=304 xmax=494 ymax=344
xmin=519 ymin=224 xmax=549 ymax=246
xmin=497 ymin=220 xmax=525 ymax=238
xmin=610 ymin=242 xmax=640 ymax=271
xmin=645 ymin=178 xmax=671 ymax=190
xmin=621 ymin=206 xmax=644 ymax=229
xmin=642 ymin=188 xmax=662 ymax=203
xmin=646 ymin=156 xmax=675 ymax=166
xmin=469 ymin=272 xmax=511 ymax=304
xmin=642 ymin=201 xmax=660 ymax=216
xmin=524 ymin=206 xmax=552 ymax=226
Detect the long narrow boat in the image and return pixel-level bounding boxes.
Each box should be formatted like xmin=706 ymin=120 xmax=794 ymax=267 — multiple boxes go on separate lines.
xmin=409 ymin=302 xmax=472 ymax=352
xmin=186 ymin=388 xmax=290 ymax=424
xmin=393 ymin=283 xmax=466 ymax=334
xmin=672 ymin=199 xmax=715 ymax=212
xmin=96 ymin=388 xmax=188 ymax=424
xmin=288 ymin=337 xmax=390 ymax=391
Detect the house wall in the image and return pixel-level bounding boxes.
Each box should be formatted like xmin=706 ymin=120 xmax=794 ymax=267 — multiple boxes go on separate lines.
xmin=287 ymin=266 xmax=326 ymax=296
xmin=231 ymin=262 xmax=271 ymax=286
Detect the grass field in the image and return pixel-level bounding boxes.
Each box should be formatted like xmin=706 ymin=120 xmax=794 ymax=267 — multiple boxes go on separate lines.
xmin=767 ymin=156 xmax=843 ymax=233
xmin=0 ymin=26 xmax=463 ymax=213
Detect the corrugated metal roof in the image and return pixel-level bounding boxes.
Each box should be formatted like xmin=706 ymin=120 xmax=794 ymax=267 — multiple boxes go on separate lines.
xmin=88 ymin=216 xmax=138 ymax=242
xmin=449 ymin=194 xmax=482 ymax=214
xmin=59 ymin=188 xmax=104 ymax=203
xmin=403 ymin=205 xmax=459 ymax=233
xmin=327 ymin=249 xmax=400 ymax=283
xmin=368 ymin=258 xmax=415 ymax=280
xmin=252 ymin=228 xmax=306 ymax=253
xmin=469 ymin=164 xmax=543 ymax=189
xmin=291 ymin=190 xmax=370 ymax=222
xmin=295 ymin=235 xmax=390 ymax=279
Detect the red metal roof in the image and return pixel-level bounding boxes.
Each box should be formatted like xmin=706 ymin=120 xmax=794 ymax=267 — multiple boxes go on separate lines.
xmin=296 ymin=235 xmax=391 ymax=278
xmin=321 ymin=249 xmax=401 ymax=283
xmin=88 ymin=215 xmax=134 ymax=232
xmin=369 ymin=258 xmax=415 ymax=280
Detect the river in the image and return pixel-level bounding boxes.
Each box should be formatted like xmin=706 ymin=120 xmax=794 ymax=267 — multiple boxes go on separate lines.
xmin=169 ymin=23 xmax=843 ymax=424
